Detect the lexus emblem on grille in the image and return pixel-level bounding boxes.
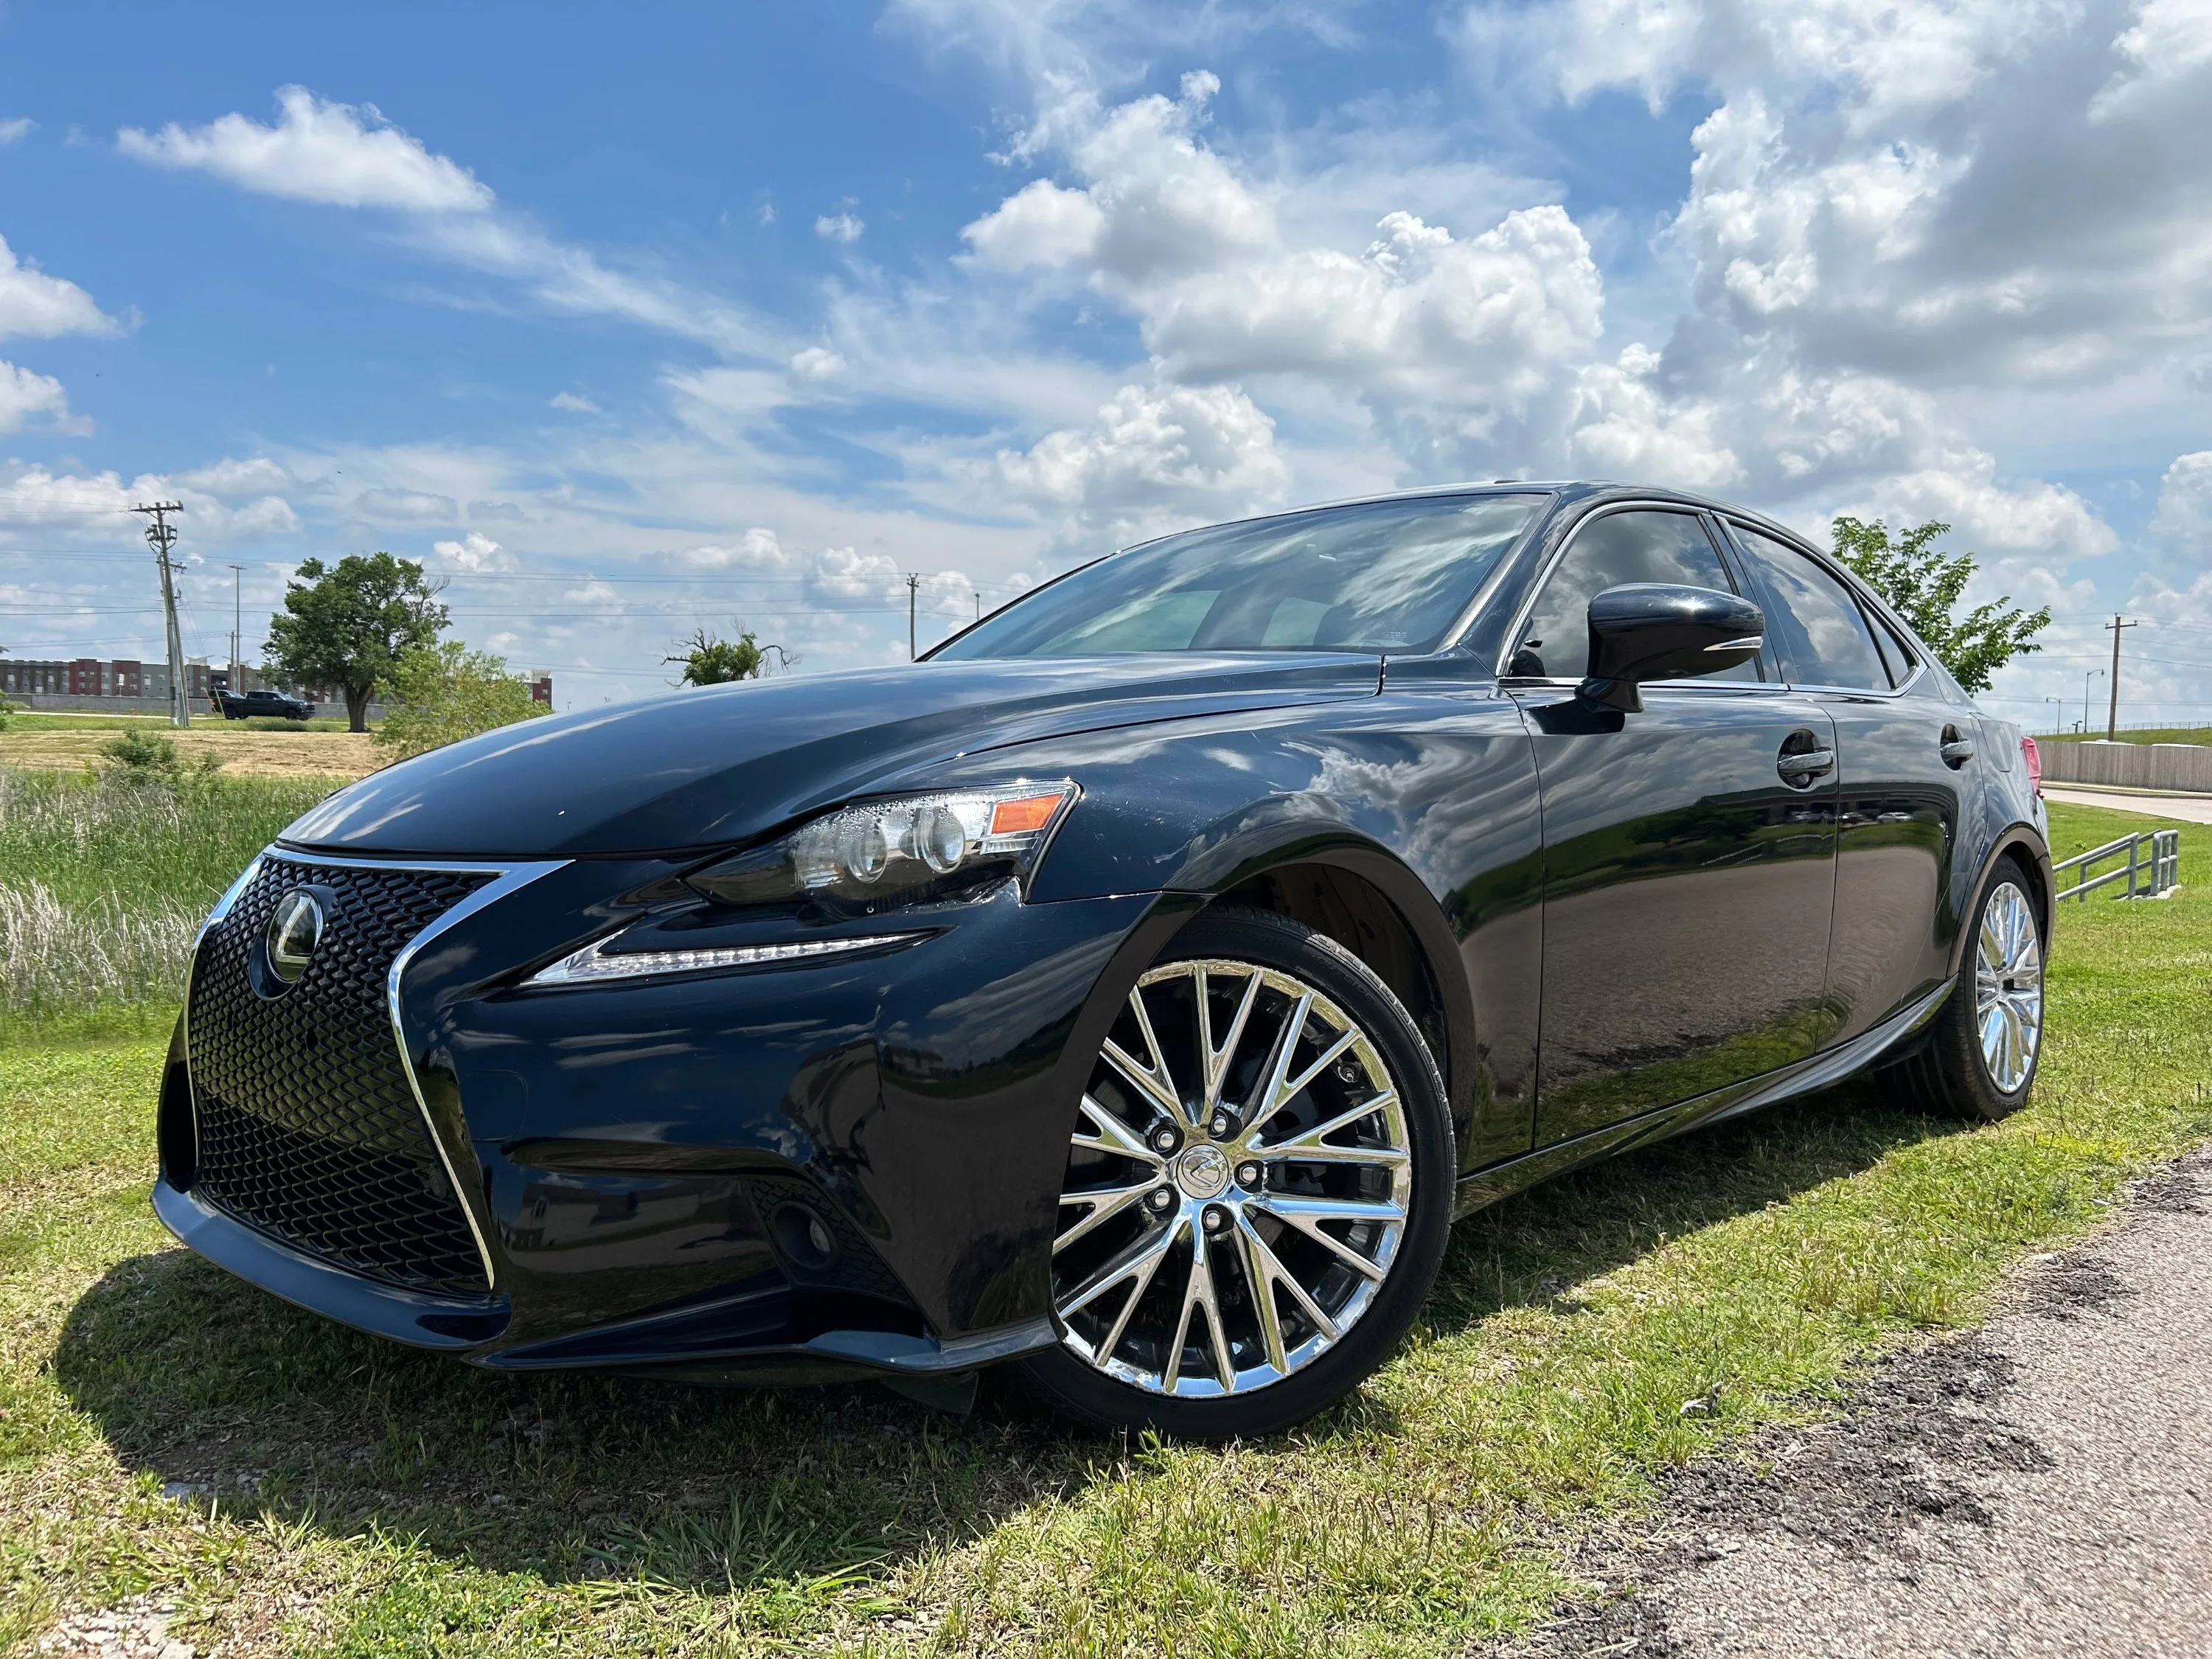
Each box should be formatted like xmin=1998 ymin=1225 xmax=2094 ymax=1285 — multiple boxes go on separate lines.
xmin=265 ymin=887 xmax=326 ymax=985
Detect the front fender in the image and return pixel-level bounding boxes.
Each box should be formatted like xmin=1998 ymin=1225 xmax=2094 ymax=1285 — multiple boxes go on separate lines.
xmin=901 ymin=697 xmax=1547 ymax=1170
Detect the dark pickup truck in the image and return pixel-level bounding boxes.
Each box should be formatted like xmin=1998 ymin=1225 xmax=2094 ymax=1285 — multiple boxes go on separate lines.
xmin=215 ymin=689 xmax=314 ymax=721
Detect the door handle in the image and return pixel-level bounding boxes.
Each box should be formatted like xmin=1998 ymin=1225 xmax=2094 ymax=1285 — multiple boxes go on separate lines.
xmin=1939 ymin=724 xmax=1973 ymax=768
xmin=1778 ymin=743 xmax=1835 ymax=785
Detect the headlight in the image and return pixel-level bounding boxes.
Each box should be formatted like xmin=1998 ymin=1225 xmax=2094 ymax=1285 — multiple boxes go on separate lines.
xmin=688 ymin=782 xmax=1077 ymax=907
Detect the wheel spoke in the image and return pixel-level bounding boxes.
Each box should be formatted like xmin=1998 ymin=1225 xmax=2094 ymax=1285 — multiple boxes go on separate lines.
xmin=1234 ymin=1220 xmax=1290 ymax=1372
xmin=1235 ymin=1211 xmax=1340 ymax=1348
xmin=1253 ymin=1091 xmax=1406 ymax=1166
xmin=1275 ymin=1210 xmax=1391 ymax=1282
xmin=1164 ymin=1225 xmax=1234 ymax=1391
xmin=1055 ymin=1178 xmax=1160 ymax=1252
xmin=1057 ymin=1222 xmax=1175 ymax=1321
xmin=1102 ymin=987 xmax=1185 ymax=1124
xmin=1094 ymin=1224 xmax=1170 ymax=1367
xmin=1254 ymin=1193 xmax=1407 ymax=1227
xmin=1070 ymin=1093 xmax=1166 ymax=1166
xmin=1241 ymin=993 xmax=1315 ymax=1138
xmin=1197 ymin=967 xmax=1262 ymax=1116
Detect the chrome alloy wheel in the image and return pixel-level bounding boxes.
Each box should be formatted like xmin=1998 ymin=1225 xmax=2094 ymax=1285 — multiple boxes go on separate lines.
xmin=1050 ymin=959 xmax=1413 ymax=1397
xmin=1974 ymin=880 xmax=2043 ymax=1094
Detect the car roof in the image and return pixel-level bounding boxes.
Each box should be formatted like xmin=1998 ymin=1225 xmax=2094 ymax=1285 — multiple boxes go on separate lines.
xmin=1116 ymin=481 xmax=1817 ymax=555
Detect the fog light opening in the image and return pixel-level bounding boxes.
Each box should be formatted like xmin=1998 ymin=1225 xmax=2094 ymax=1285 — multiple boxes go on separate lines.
xmin=771 ymin=1203 xmax=841 ymax=1272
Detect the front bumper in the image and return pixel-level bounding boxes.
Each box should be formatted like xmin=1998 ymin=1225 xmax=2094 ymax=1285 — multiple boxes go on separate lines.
xmin=158 ymin=859 xmax=1180 ymax=1380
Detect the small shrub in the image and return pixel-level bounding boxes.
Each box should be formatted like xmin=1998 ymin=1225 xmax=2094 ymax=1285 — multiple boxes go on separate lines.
xmin=375 ymin=641 xmax=548 ymax=759
xmin=102 ymin=728 xmax=181 ymax=774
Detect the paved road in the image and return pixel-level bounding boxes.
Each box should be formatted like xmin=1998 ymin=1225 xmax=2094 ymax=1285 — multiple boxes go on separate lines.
xmin=1514 ymin=1152 xmax=2212 ymax=1658
xmin=2042 ymin=785 xmax=2212 ymax=824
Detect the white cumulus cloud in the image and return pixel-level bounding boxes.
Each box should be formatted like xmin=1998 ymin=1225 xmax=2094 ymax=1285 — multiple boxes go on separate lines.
xmin=431 ymin=530 xmax=517 ymax=571
xmin=118 ymin=86 xmax=493 ymax=212
xmin=991 ymin=380 xmax=1290 ymax=546
xmin=815 ymin=210 xmax=865 ymax=243
xmin=0 ymin=234 xmax=119 ymax=341
xmin=0 ymin=360 xmax=77 ymax=434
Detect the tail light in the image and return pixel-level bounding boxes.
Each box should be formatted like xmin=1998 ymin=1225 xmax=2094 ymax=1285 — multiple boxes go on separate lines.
xmin=2022 ymin=735 xmax=2042 ymax=797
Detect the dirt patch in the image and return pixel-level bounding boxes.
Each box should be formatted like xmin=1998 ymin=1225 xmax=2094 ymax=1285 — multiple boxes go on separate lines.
xmin=36 ymin=1594 xmax=194 ymax=1658
xmin=0 ymin=728 xmax=375 ymax=780
xmin=2135 ymin=1162 xmax=2208 ymax=1214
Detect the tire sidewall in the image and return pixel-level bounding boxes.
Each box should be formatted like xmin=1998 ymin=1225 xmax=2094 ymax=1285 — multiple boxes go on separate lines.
xmin=1019 ymin=905 xmax=1457 ymax=1439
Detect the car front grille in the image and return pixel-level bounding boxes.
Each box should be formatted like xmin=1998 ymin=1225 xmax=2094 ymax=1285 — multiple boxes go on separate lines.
xmin=185 ymin=855 xmax=496 ymax=1296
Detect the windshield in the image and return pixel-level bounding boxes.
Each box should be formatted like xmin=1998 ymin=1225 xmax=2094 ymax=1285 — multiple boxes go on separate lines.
xmin=935 ymin=493 xmax=1544 ymax=659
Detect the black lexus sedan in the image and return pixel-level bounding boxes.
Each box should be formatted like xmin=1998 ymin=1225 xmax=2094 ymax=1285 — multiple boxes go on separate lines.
xmin=156 ymin=482 xmax=2050 ymax=1437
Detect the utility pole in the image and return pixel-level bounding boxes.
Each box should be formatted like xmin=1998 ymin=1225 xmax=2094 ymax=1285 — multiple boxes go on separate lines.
xmin=973 ymin=590 xmax=982 ymax=625
xmin=907 ymin=573 xmax=920 ymax=661
xmin=132 ymin=501 xmax=189 ymax=728
xmin=2105 ymin=614 xmax=2137 ymax=740
xmin=226 ymin=563 xmax=245 ymax=693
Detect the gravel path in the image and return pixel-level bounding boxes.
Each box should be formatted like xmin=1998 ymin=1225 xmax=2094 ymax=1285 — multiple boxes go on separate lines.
xmin=1511 ymin=1150 xmax=2212 ymax=1658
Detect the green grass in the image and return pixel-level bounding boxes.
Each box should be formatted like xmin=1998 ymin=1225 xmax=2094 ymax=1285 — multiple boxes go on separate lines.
xmin=2038 ymin=725 xmax=2212 ymax=745
xmin=1 ymin=801 xmax=2206 ymax=1656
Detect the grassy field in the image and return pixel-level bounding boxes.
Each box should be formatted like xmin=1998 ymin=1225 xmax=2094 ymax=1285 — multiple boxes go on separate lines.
xmin=2037 ymin=726 xmax=2212 ymax=745
xmin=0 ymin=725 xmax=378 ymax=780
xmin=1 ymin=800 xmax=2206 ymax=1656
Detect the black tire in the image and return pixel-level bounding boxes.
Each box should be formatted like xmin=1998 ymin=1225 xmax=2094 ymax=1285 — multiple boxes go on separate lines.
xmin=1017 ymin=905 xmax=1455 ymax=1439
xmin=1884 ymin=854 xmax=2045 ymax=1121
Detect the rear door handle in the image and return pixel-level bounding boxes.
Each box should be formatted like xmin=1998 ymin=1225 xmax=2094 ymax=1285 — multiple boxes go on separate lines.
xmin=1940 ymin=724 xmax=1973 ymax=768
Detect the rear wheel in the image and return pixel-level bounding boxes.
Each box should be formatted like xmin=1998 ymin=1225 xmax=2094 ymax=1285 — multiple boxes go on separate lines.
xmin=1018 ymin=906 xmax=1453 ymax=1439
xmin=1886 ymin=856 xmax=2044 ymax=1121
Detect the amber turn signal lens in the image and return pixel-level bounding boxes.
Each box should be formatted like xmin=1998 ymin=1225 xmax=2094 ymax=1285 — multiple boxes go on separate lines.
xmin=990 ymin=794 xmax=1065 ymax=836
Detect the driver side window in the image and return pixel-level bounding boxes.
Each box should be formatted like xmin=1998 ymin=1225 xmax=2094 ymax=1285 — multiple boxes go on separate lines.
xmin=1509 ymin=509 xmax=1757 ymax=682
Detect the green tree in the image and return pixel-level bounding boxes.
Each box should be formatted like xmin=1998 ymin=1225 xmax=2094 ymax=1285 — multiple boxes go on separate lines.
xmin=373 ymin=641 xmax=549 ymax=759
xmin=665 ymin=626 xmax=793 ymax=686
xmin=265 ymin=553 xmax=448 ymax=731
xmin=1832 ymin=517 xmax=2051 ymax=693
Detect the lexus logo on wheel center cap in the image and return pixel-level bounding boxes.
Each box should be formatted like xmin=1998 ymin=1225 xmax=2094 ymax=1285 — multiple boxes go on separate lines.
xmin=265 ymin=888 xmax=327 ymax=985
xmin=1174 ymin=1143 xmax=1231 ymax=1200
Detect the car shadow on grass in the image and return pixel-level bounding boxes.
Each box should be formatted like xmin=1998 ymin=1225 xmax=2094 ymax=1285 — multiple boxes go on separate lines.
xmin=49 ymin=1081 xmax=1948 ymax=1600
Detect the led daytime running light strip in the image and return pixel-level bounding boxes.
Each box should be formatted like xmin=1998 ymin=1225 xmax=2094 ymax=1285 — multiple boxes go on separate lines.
xmin=532 ymin=931 xmax=924 ymax=986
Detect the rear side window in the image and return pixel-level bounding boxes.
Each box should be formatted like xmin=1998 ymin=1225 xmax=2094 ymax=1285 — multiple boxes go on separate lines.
xmin=1510 ymin=508 xmax=1757 ymax=683
xmin=1869 ymin=610 xmax=1919 ymax=688
xmin=1730 ymin=526 xmax=1891 ymax=690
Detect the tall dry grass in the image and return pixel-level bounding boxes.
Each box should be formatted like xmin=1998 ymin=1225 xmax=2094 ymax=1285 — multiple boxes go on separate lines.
xmin=0 ymin=766 xmax=341 ymax=1026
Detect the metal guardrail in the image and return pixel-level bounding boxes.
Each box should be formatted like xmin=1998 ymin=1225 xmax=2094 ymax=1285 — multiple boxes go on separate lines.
xmin=2053 ymin=828 xmax=2181 ymax=902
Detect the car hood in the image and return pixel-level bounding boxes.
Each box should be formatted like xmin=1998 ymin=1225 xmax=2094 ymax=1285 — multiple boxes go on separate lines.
xmin=280 ymin=653 xmax=1381 ymax=858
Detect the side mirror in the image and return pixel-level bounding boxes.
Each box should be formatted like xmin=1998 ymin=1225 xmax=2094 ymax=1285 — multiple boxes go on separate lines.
xmin=1579 ymin=582 xmax=1764 ymax=713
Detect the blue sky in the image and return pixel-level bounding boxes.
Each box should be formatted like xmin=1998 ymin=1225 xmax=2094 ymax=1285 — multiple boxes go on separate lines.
xmin=2 ymin=0 xmax=2209 ymax=723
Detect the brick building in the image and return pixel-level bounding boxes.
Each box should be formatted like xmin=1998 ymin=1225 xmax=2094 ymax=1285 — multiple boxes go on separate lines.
xmin=2 ymin=656 xmax=215 ymax=705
